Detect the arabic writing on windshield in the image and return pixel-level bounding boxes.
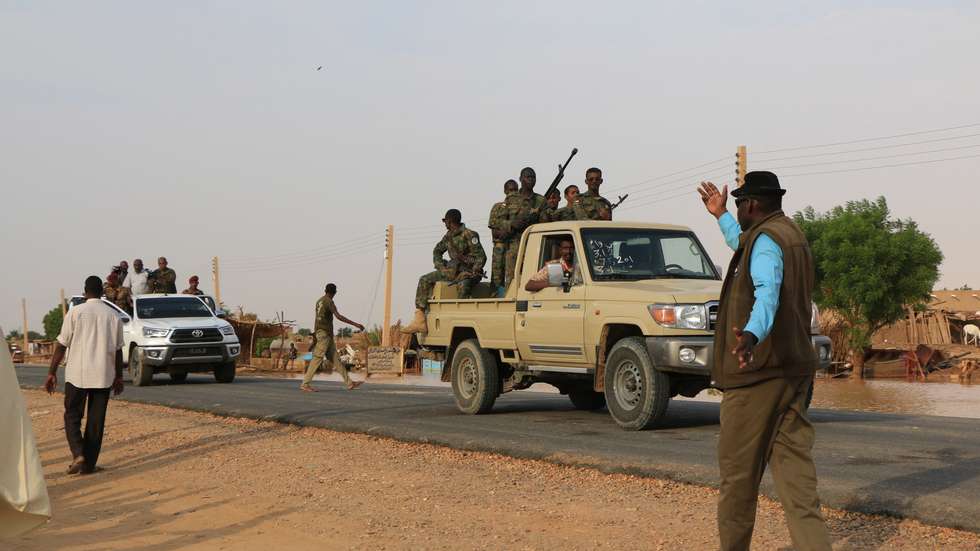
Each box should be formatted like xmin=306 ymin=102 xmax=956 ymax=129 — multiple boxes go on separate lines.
xmin=582 ymin=229 xmax=717 ymax=280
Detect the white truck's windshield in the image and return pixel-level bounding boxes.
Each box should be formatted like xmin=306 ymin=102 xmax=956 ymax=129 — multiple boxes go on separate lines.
xmin=581 ymin=228 xmax=720 ymax=281
xmin=136 ymin=297 xmax=213 ymax=319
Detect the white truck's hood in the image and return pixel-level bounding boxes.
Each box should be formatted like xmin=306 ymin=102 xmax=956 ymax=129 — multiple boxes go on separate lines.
xmin=138 ymin=317 xmax=228 ymax=330
xmin=588 ymin=278 xmax=723 ymax=304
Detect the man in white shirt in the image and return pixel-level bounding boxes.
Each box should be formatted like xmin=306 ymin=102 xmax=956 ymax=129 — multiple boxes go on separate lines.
xmin=124 ymin=258 xmax=150 ymax=296
xmin=45 ymin=276 xmax=125 ymax=475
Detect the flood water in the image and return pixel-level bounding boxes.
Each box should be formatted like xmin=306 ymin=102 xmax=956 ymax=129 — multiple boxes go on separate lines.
xmin=266 ymin=369 xmax=980 ymax=419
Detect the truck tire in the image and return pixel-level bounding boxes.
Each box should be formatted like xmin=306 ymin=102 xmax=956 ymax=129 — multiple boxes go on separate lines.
xmin=131 ymin=348 xmax=154 ymax=387
xmin=451 ymin=339 xmax=499 ymax=414
xmin=214 ymin=361 xmax=236 ymax=383
xmin=569 ymin=388 xmax=606 ymax=411
xmin=604 ymin=337 xmax=670 ymax=430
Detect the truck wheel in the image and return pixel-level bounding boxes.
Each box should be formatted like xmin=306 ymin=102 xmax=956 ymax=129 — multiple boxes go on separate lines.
xmin=604 ymin=337 xmax=670 ymax=430
xmin=214 ymin=362 xmax=236 ymax=383
xmin=131 ymin=348 xmax=154 ymax=387
xmin=569 ymin=388 xmax=606 ymax=411
xmin=169 ymin=371 xmax=188 ymax=383
xmin=451 ymin=339 xmax=499 ymax=414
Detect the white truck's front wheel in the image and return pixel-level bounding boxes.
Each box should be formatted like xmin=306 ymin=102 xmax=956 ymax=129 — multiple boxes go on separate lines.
xmin=451 ymin=339 xmax=500 ymax=415
xmin=604 ymin=337 xmax=670 ymax=430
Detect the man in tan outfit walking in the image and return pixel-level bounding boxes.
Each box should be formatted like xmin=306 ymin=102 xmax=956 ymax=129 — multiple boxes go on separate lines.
xmin=301 ymin=283 xmax=364 ymax=392
xmin=698 ymin=173 xmax=831 ymax=551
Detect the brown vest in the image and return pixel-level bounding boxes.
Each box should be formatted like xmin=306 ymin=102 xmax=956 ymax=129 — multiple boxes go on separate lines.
xmin=713 ymin=211 xmax=818 ymax=389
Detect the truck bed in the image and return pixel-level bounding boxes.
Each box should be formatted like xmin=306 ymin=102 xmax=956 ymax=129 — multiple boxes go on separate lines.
xmin=419 ymin=283 xmax=518 ymax=350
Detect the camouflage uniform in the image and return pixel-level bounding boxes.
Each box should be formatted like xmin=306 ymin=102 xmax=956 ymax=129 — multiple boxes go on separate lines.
xmin=573 ymin=191 xmax=613 ymax=221
xmin=488 ymin=195 xmax=515 ymax=289
xmin=540 ymin=205 xmax=575 ymax=222
xmin=149 ymin=267 xmax=177 ymax=294
xmin=103 ymin=283 xmax=133 ymax=314
xmin=415 ymin=223 xmax=487 ymax=309
xmin=503 ymin=191 xmax=545 ymax=287
xmin=303 ymin=295 xmax=352 ymax=386
xmin=181 ymin=288 xmax=204 ymax=296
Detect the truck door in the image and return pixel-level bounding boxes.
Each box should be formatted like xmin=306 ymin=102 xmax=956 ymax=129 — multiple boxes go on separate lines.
xmin=516 ymin=232 xmax=587 ymax=364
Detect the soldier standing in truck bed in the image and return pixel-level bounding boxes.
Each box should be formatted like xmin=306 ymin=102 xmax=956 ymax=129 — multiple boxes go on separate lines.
xmin=573 ymin=167 xmax=613 ymax=221
xmin=503 ymin=167 xmax=545 ymax=287
xmin=402 ymin=209 xmax=487 ymax=334
xmin=488 ymin=179 xmax=518 ymax=295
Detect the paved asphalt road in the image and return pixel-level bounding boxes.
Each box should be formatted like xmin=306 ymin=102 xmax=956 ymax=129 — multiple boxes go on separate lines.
xmin=17 ymin=366 xmax=980 ymax=533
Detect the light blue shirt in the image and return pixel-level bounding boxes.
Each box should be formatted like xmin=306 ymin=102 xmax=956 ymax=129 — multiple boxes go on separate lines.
xmin=718 ymin=212 xmax=783 ymax=343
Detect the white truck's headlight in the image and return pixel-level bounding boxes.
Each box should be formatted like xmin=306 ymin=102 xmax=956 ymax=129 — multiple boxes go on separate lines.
xmin=811 ymin=302 xmax=821 ymax=335
xmin=648 ymin=304 xmax=708 ymax=330
xmin=220 ymin=325 xmax=235 ymax=336
xmin=143 ymin=327 xmax=170 ymax=338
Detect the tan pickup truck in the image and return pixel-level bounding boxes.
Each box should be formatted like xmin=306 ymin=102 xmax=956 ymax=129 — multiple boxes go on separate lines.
xmin=417 ymin=220 xmax=831 ymax=430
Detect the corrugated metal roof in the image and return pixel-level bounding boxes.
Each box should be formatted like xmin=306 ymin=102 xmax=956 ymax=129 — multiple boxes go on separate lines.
xmin=929 ymin=290 xmax=980 ymax=314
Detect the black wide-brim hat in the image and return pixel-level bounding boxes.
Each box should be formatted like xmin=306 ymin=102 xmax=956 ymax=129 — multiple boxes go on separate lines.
xmin=731 ymin=170 xmax=787 ymax=197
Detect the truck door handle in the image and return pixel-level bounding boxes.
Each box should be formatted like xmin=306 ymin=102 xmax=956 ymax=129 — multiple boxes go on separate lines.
xmin=531 ymin=302 xmax=542 ymax=308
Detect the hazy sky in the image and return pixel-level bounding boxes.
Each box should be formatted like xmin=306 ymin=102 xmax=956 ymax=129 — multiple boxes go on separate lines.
xmin=3 ymin=1 xmax=979 ymax=335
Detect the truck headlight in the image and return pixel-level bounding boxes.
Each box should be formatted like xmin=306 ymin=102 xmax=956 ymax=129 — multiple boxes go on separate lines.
xmin=143 ymin=327 xmax=170 ymax=338
xmin=220 ymin=325 xmax=235 ymax=336
xmin=810 ymin=302 xmax=821 ymax=335
xmin=648 ymin=304 xmax=708 ymax=330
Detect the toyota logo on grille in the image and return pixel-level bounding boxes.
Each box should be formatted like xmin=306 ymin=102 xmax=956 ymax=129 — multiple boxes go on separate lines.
xmin=191 ymin=329 xmax=204 ymax=338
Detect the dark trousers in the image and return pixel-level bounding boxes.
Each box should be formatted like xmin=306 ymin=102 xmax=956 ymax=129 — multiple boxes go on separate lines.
xmin=64 ymin=382 xmax=111 ymax=469
xmin=717 ymin=375 xmax=831 ymax=551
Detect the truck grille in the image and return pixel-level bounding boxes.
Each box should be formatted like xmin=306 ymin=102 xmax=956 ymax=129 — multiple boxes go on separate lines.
xmin=172 ymin=345 xmax=223 ymax=358
xmin=707 ymin=302 xmax=719 ymax=332
xmin=170 ymin=328 xmax=222 ymax=343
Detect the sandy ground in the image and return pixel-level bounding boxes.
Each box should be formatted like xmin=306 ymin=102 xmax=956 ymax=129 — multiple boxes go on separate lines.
xmin=10 ymin=389 xmax=980 ymax=551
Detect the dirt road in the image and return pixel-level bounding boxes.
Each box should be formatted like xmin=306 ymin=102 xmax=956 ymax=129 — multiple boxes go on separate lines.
xmin=11 ymin=389 xmax=980 ymax=551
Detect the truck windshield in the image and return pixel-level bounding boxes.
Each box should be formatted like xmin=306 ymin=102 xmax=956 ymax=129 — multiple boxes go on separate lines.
xmin=581 ymin=228 xmax=720 ymax=281
xmin=136 ymin=297 xmax=213 ymax=319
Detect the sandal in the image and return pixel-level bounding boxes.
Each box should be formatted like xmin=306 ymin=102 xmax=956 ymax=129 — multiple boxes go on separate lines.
xmin=346 ymin=381 xmax=363 ymax=390
xmin=300 ymin=384 xmax=318 ymax=392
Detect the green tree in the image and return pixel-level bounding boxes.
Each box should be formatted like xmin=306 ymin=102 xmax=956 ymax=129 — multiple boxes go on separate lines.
xmin=6 ymin=329 xmax=45 ymax=340
xmin=794 ymin=197 xmax=942 ymax=377
xmin=297 ymin=327 xmax=312 ymax=337
xmin=43 ymin=304 xmax=65 ymax=340
xmin=336 ymin=327 xmax=353 ymax=338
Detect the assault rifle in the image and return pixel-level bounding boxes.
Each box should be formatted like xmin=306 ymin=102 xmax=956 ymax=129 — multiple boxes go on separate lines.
xmin=543 ymin=148 xmax=579 ymax=201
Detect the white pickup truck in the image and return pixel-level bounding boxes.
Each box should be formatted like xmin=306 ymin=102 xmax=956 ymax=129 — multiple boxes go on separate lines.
xmin=68 ymin=294 xmax=241 ymax=385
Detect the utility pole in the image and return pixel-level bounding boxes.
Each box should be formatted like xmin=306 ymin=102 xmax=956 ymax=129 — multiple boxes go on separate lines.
xmin=60 ymin=288 xmax=67 ymax=318
xmin=22 ymin=298 xmax=29 ymax=354
xmin=736 ymin=145 xmax=747 ymax=187
xmin=211 ymin=256 xmax=221 ymax=306
xmin=382 ymin=225 xmax=394 ymax=347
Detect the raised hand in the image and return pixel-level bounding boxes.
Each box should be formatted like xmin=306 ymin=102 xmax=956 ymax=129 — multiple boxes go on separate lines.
xmin=697 ymin=181 xmax=729 ymax=219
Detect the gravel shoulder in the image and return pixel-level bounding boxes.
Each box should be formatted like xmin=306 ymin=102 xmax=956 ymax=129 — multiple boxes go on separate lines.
xmin=10 ymin=389 xmax=980 ymax=551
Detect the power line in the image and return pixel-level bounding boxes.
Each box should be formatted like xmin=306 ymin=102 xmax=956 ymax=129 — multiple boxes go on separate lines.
xmin=783 ymin=152 xmax=980 ymax=177
xmin=623 ymin=168 xmax=735 ymax=202
xmin=223 ymin=245 xmax=379 ymax=272
xmin=222 ymin=240 xmax=379 ymax=270
xmin=757 ymin=132 xmax=980 ymax=163
xmin=221 ymin=233 xmax=377 ymax=266
xmin=768 ymin=143 xmax=980 ymax=171
xmin=616 ymin=155 xmax=729 ymax=193
xmin=363 ymin=257 xmax=385 ymax=323
xmin=754 ymin=123 xmax=980 ymax=155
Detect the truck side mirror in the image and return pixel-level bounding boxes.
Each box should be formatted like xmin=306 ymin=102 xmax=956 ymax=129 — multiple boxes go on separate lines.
xmin=714 ymin=264 xmax=724 ymax=277
xmin=215 ymin=308 xmax=227 ymax=319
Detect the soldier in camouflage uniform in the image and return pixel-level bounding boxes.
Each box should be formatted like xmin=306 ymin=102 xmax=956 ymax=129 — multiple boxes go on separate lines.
xmin=503 ymin=167 xmax=546 ymax=287
xmin=103 ymin=271 xmax=133 ymax=314
xmin=301 ymin=283 xmax=365 ymax=392
xmin=402 ymin=209 xmax=487 ymax=334
xmin=488 ymin=179 xmax=518 ymax=294
xmin=148 ymin=256 xmax=178 ymax=294
xmin=539 ymin=189 xmax=561 ymax=222
xmin=573 ymin=167 xmax=613 ymax=221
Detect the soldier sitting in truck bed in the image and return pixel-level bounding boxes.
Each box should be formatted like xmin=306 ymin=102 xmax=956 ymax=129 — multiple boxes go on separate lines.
xmin=402 ymin=209 xmax=487 ymax=335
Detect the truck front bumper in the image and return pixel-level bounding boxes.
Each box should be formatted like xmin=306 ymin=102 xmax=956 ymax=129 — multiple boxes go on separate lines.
xmin=646 ymin=334 xmax=834 ymax=377
xmin=141 ymin=342 xmax=241 ymax=371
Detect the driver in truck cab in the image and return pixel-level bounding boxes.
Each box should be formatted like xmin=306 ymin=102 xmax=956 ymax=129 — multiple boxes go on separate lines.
xmin=524 ymin=237 xmax=582 ymax=292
